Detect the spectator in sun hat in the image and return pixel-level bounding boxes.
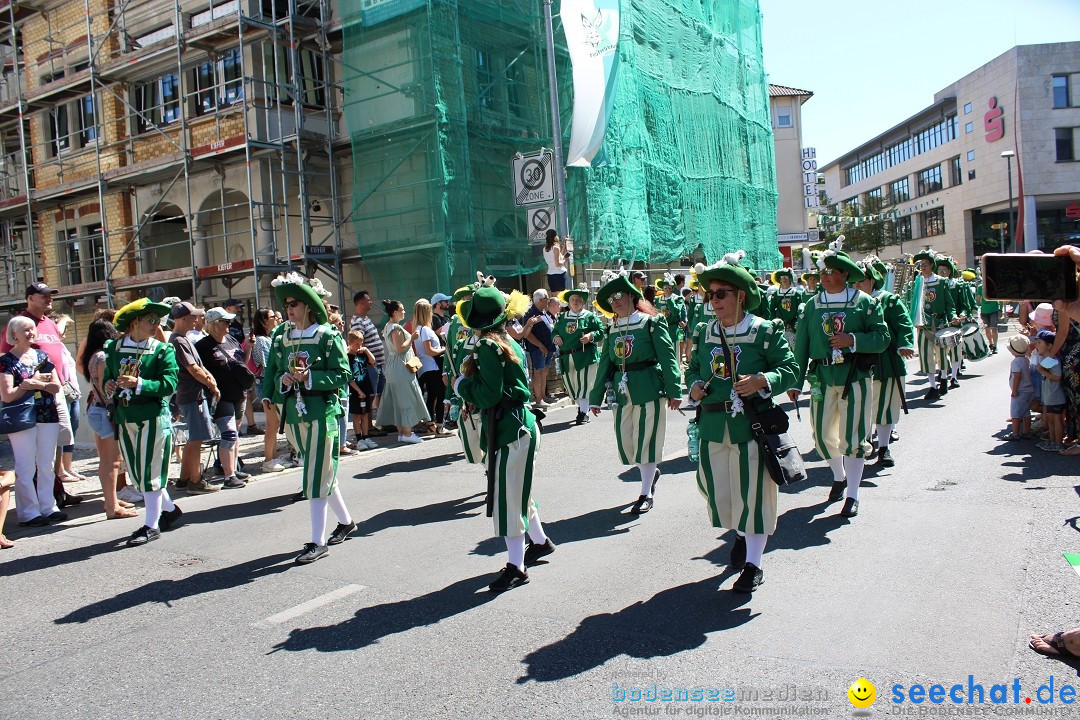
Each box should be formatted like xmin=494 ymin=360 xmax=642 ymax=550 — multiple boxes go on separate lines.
xmin=1006 ymin=334 xmax=1034 ymax=441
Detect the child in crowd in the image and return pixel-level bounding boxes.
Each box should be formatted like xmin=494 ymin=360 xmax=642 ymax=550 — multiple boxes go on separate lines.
xmin=1033 ymin=330 xmax=1066 ymax=452
xmin=1007 ymin=334 xmax=1034 ymax=441
xmin=347 ymin=330 xmax=377 ymax=450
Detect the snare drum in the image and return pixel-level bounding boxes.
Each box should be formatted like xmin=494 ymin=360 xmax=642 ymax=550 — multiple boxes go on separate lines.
xmin=961 ymin=322 xmax=989 ymax=360
xmin=934 ymin=327 xmax=962 ymax=349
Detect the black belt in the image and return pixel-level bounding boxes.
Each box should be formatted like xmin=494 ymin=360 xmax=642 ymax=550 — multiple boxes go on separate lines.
xmin=622 ymin=361 xmax=658 ymax=372
xmin=809 ymin=354 xmax=847 ymax=369
xmin=700 ymin=401 xmax=737 ymax=413
xmin=298 ymin=389 xmax=333 ymax=398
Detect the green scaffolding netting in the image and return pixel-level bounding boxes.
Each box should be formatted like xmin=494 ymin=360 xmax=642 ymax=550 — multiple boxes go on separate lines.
xmin=341 ymin=0 xmax=777 ymax=302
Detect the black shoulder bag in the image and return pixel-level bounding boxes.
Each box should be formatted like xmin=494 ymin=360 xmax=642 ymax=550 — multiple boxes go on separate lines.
xmin=718 ymin=328 xmax=806 ymax=487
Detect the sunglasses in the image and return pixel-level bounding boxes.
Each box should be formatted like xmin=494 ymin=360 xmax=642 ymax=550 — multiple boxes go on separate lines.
xmin=283 ymin=300 xmax=302 ymax=309
xmin=704 ymin=289 xmax=739 ymax=301
xmin=821 ymin=268 xmax=837 ymax=276
xmin=609 ymin=292 xmax=625 ymax=301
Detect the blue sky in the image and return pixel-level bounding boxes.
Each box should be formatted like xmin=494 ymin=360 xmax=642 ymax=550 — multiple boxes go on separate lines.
xmin=759 ymin=0 xmax=1080 ymax=165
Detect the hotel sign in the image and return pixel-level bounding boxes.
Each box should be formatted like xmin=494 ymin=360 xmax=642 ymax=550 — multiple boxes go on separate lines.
xmin=801 ymin=147 xmax=819 ymax=209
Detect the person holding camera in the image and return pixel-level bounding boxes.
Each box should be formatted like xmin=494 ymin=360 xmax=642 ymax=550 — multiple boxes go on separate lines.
xmin=787 ymin=240 xmax=890 ymax=518
xmin=542 ymin=230 xmax=570 ymax=292
xmin=686 ymin=255 xmax=798 ymax=593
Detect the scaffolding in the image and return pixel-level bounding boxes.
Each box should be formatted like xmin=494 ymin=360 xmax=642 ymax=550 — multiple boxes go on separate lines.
xmin=0 ymin=0 xmax=351 ymax=319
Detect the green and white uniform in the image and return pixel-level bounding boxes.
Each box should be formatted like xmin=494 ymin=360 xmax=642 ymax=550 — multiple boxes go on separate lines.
xmin=588 ymin=312 xmax=682 ymax=465
xmin=871 ymin=289 xmax=915 ymax=426
xmin=769 ymin=287 xmax=803 ymax=347
xmin=916 ymin=274 xmax=956 ymax=378
xmin=268 ymin=322 xmax=350 ymax=499
xmin=456 ymin=337 xmax=539 ymax=537
xmin=443 ymin=317 xmax=483 ymax=465
xmin=792 ymin=289 xmax=890 ymax=460
xmin=654 ymin=293 xmax=685 ymax=346
xmin=943 ymin=278 xmax=967 ymax=369
xmin=105 ymin=336 xmax=178 ymax=492
xmin=687 ymin=315 xmax=798 ymax=535
xmin=552 ymin=309 xmax=605 ymax=412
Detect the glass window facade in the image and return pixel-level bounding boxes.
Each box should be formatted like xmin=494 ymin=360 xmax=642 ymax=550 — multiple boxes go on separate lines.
xmin=950 ymin=156 xmax=962 ymax=186
xmin=842 ymin=114 xmax=957 ymax=186
xmin=917 ymin=165 xmax=942 ymax=196
xmin=1053 ymin=75 xmax=1070 ymax=109
xmin=1057 ymin=127 xmax=1075 ymax=162
xmin=889 ymin=177 xmax=909 ymax=203
xmin=921 ymin=207 xmax=945 ymax=237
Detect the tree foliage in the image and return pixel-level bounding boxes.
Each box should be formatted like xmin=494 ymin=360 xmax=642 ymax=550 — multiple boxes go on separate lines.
xmin=813 ymin=192 xmax=893 ymax=255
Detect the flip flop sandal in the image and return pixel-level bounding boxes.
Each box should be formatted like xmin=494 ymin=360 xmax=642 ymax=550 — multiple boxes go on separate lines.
xmin=1030 ymin=632 xmax=1080 ymax=659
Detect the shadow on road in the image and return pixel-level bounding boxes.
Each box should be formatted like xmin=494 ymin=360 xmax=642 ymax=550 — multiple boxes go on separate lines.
xmin=516 ymin=573 xmax=754 ymax=683
xmin=471 ymin=503 xmax=638 ymax=557
xmin=1 ymin=535 xmax=129 ymax=577
xmin=269 ymin=573 xmax=498 ymax=653
xmin=354 ymin=493 xmax=485 ymax=537
xmin=55 ymin=552 xmax=296 ymax=624
xmin=352 ymin=449 xmax=462 ymax=479
xmin=616 ymin=456 xmax=696 ymax=483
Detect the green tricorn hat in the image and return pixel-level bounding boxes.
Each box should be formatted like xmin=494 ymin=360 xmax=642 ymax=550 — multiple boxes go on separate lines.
xmin=693 ymin=251 xmax=762 ymax=312
xmin=852 ymin=260 xmax=883 ymax=290
xmin=771 ymin=268 xmax=794 ymax=284
xmin=596 ymin=272 xmax=643 ymax=314
xmin=452 ymin=285 xmax=476 ymax=303
xmin=114 ymin=298 xmax=171 ymax=333
xmin=870 ymin=259 xmax=890 ymax=291
xmin=459 ymin=286 xmax=531 ymax=331
xmin=271 ymin=272 xmax=329 ymax=325
xmin=560 ymin=284 xmax=591 ymax=304
xmin=912 ymin=249 xmax=936 ymax=265
xmin=935 ymin=255 xmax=959 ymax=278
xmin=817 ymin=237 xmax=864 ymax=282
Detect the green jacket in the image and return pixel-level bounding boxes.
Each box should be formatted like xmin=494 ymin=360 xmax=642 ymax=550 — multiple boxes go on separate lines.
xmin=792 ymin=289 xmax=891 ymax=388
xmin=686 ymin=316 xmax=798 ymax=444
xmin=267 ymin=322 xmax=350 ymax=424
xmin=919 ymin=275 xmax=956 ymax=327
xmin=104 ymin=336 xmax=178 ymax=424
xmin=872 ymin=289 xmax=915 ymax=380
xmin=769 ymin=288 xmax=803 ymax=328
xmin=443 ymin=315 xmax=477 ymax=402
xmin=552 ymin=310 xmax=605 ymax=367
xmin=260 ymin=322 xmax=290 ymax=405
xmin=654 ymin=294 xmax=685 ymax=338
xmin=456 ymin=337 xmax=536 ymax=449
xmin=588 ymin=312 xmax=681 ymax=407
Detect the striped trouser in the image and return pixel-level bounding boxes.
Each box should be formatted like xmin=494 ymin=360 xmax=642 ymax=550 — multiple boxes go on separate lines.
xmin=562 ymin=356 xmax=599 ymax=404
xmin=458 ymin=408 xmax=484 ymax=465
xmin=291 ymin=418 xmax=339 ymax=499
xmin=918 ymin=328 xmax=950 ymax=376
xmin=810 ymin=379 xmax=872 ymax=460
xmin=117 ymin=415 xmax=173 ymax=493
xmin=948 ymin=343 xmax=962 ymax=368
xmin=874 ymin=377 xmax=903 ymax=426
xmin=614 ymin=398 xmax=667 ymax=465
xmin=278 ymin=404 xmax=300 ymax=455
xmin=492 ymin=426 xmax=539 ymax=537
xmin=697 ymin=437 xmax=777 ymax=535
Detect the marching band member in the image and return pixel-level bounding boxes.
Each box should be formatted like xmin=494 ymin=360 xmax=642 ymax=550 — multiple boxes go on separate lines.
xmin=552 ymin=285 xmax=606 ymax=425
xmin=937 ymin=255 xmax=969 ymax=388
xmin=912 ymin=250 xmax=957 ymax=401
xmin=443 ymin=277 xmax=485 ymax=465
xmin=768 ymin=268 xmax=802 ymax=348
xmin=653 ymin=273 xmax=686 ymax=365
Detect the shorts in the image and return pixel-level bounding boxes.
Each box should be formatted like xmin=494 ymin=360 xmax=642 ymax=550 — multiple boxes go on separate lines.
xmin=528 ymin=348 xmax=550 ymax=371
xmin=1010 ymin=392 xmax=1034 ymax=420
xmin=981 ymin=312 xmax=999 ymax=326
xmin=180 ymin=399 xmax=215 ymax=442
xmin=1044 ymin=403 xmax=1066 ymax=414
xmin=86 ymin=403 xmax=114 ymax=439
xmin=349 ymin=391 xmax=370 ymax=416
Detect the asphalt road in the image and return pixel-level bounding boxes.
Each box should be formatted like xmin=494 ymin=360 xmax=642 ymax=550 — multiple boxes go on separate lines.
xmin=3 ymin=348 xmax=1079 ymax=719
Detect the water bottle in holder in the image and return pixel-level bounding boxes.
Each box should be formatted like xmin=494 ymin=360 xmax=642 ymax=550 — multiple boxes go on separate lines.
xmin=448 ymin=396 xmax=462 ymax=422
xmin=687 ymin=419 xmax=700 ymax=463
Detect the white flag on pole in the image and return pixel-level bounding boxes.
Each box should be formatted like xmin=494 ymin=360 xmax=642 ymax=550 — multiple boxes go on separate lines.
xmin=562 ymin=0 xmax=620 ymax=167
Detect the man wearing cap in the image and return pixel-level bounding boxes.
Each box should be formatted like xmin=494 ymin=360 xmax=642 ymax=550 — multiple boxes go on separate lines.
xmin=196 ymin=308 xmax=250 ymax=490
xmin=787 ymin=241 xmax=890 ymax=518
xmin=168 ymin=303 xmax=221 ymax=493
xmin=631 ymin=270 xmax=647 ymax=292
xmin=223 ymin=298 xmax=246 ymax=345
xmin=912 ymin=250 xmax=957 ymax=401
xmin=430 ymin=293 xmax=452 ymax=333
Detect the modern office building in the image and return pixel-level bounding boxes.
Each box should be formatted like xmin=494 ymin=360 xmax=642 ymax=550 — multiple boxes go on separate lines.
xmin=820 ymin=42 xmax=1080 ymax=266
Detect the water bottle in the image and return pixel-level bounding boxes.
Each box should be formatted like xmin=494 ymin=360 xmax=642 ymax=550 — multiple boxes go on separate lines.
xmin=604 ymin=382 xmax=616 ymax=409
xmin=687 ymin=420 xmax=700 ymax=463
xmin=554 ymin=354 xmax=562 ymax=376
xmin=448 ymin=397 xmax=462 ymax=422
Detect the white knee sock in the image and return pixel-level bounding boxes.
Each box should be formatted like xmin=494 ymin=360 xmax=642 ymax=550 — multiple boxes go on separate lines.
xmin=844 ymin=456 xmax=865 ymax=500
xmin=160 ymin=488 xmax=175 ymax=513
xmin=877 ymin=423 xmax=894 ymax=449
xmin=143 ymin=489 xmax=163 ymax=529
xmin=638 ymin=462 xmax=658 ymax=497
xmin=744 ymin=533 xmax=767 ymax=567
xmin=309 ymin=497 xmax=329 ymax=545
xmin=950 ymin=363 xmax=960 ymax=380
xmin=526 ymin=505 xmax=548 ymax=545
xmin=827 ymin=457 xmax=845 ymax=484
xmin=577 ymin=398 xmax=589 ymax=414
xmin=505 ymin=534 xmax=526 ymax=571
xmin=327 ymin=488 xmax=352 ymax=525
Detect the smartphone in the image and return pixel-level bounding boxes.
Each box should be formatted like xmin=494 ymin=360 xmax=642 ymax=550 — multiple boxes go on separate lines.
xmin=980 ymin=253 xmax=1078 ymax=303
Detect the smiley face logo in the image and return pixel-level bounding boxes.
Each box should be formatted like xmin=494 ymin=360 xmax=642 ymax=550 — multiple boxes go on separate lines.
xmin=847 ymin=679 xmax=876 ymax=709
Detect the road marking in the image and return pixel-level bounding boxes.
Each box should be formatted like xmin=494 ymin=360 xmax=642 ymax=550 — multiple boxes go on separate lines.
xmin=254 ymin=584 xmax=366 ymax=628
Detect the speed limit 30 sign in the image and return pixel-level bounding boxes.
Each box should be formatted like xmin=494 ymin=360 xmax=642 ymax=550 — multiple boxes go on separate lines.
xmin=512 ymin=149 xmax=555 ymax=207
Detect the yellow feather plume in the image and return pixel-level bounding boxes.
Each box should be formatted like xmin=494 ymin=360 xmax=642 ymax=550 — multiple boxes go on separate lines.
xmin=593 ymin=299 xmax=614 ymax=319
xmin=503 ymin=290 xmax=530 ymax=322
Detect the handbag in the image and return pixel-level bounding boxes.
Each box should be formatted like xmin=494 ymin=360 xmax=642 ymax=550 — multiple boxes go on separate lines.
xmin=405 ymin=356 xmax=423 ymax=374
xmin=0 ymin=391 xmax=37 ymax=435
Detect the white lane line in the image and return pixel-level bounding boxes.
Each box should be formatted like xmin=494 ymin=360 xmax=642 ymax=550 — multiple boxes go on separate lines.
xmin=254 ymin=584 xmax=366 ymax=628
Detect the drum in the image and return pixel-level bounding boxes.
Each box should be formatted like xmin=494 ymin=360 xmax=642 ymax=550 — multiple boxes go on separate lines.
xmin=934 ymin=327 xmax=962 ymax=349
xmin=961 ymin=322 xmax=989 ymax=360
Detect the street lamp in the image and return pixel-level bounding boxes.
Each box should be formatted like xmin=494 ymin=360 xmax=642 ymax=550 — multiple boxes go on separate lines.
xmin=1001 ymin=150 xmax=1015 ymax=251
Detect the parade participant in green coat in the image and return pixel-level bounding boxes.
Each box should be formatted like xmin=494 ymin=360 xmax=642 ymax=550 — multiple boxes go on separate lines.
xmin=653 ymin=273 xmax=686 ymax=361
xmin=937 ymin=255 xmax=968 ymax=388
xmin=443 ymin=278 xmax=485 ymax=464
xmin=105 ymin=299 xmax=181 ymax=547
xmin=268 ymin=272 xmax=355 ymax=564
xmin=588 ymin=269 xmax=682 ymax=514
xmin=853 ymin=258 xmax=915 ymax=467
xmin=911 ymin=249 xmax=957 ymax=401
xmin=682 ymin=276 xmax=708 ymax=362
xmin=786 ymin=237 xmax=890 ymax=518
xmin=686 ymin=252 xmax=798 ymax=593
xmin=553 ymin=285 xmax=606 ymax=425
xmin=801 ymin=267 xmax=820 ymax=298
xmin=454 ymin=286 xmax=555 ymax=592
xmin=975 ymin=271 xmax=1001 ymax=355
xmin=768 ymin=268 xmax=802 ymax=347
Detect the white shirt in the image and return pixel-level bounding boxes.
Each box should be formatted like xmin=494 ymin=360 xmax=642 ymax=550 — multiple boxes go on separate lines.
xmin=542 ymin=246 xmax=562 ymax=274
xmin=414 ymin=325 xmax=441 ymax=374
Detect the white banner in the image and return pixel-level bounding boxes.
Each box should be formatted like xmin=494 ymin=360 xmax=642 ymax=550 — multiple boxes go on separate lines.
xmin=562 ymin=0 xmax=620 ymax=167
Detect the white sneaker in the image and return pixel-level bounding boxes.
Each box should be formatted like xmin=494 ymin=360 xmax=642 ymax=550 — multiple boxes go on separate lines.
xmin=262 ymin=460 xmax=286 ymax=473
xmin=362 ymin=438 xmax=379 ymax=450
xmin=116 ymin=486 xmax=144 ymax=504
xmin=399 ymin=433 xmax=423 ymax=444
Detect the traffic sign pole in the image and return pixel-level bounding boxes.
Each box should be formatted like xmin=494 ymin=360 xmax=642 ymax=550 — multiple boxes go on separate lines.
xmin=542 ymin=0 xmax=570 ymax=244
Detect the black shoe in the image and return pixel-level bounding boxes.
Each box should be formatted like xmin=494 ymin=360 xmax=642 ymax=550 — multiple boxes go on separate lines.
xmin=18 ymin=516 xmax=49 ymax=527
xmin=291 ymin=490 xmax=306 ymax=503
xmin=949 ymin=378 xmax=960 ymax=389
xmin=729 ymin=534 xmax=746 ymax=570
xmin=630 ymin=495 xmax=653 ymax=514
xmin=295 ymin=542 xmax=328 ymax=564
xmin=327 ymin=521 xmax=356 ymax=546
xmin=651 ymin=468 xmax=660 ymax=495
xmin=827 ymin=481 xmax=846 ymax=502
xmin=925 ymin=387 xmax=940 ymax=402
xmin=732 ymin=562 xmax=763 ymax=593
xmin=234 ymin=469 xmax=251 ymax=480
xmin=47 ymin=511 xmax=68 ymax=523
xmin=524 ymin=539 xmax=556 ymax=565
xmin=126 ymin=525 xmax=160 ymax=547
xmin=891 ymin=429 xmax=900 ymax=443
xmin=223 ymin=476 xmax=246 ymax=489
xmin=246 ymin=426 xmax=265 ymax=436
xmin=488 ymin=563 xmax=529 ymax=592
xmin=840 ymin=497 xmax=859 ymax=517
xmin=159 ymin=506 xmax=183 ymax=532
xmin=575 ymin=411 xmax=589 ymax=425
xmin=875 ymin=447 xmax=895 ymax=467
xmin=175 ymin=478 xmax=190 ymax=491
xmin=56 ymin=492 xmax=83 ymax=508
xmin=938 ymin=379 xmax=949 ymax=396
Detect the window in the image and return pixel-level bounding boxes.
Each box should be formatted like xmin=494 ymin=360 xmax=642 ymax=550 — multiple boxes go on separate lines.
xmin=966 ymin=150 xmax=975 ymax=162
xmin=950 ymin=156 xmax=962 ymax=186
xmin=136 ymin=74 xmax=181 ymax=132
xmin=890 ymin=177 xmax=909 ymax=203
xmin=917 ymin=164 xmax=942 ymax=196
xmin=843 ymin=196 xmax=859 ymax=213
xmin=475 ymin=49 xmax=493 ymax=109
xmin=1053 ymin=75 xmax=1070 ymax=109
xmin=48 ymin=105 xmax=71 ymax=155
xmin=841 ymin=114 xmax=957 ymax=186
xmin=1057 ymin=127 xmax=1075 ymax=162
xmin=892 ymin=215 xmax=911 ymax=244
xmin=867 ymin=187 xmax=882 ymax=202
xmin=84 ymin=224 xmax=105 ymax=282
xmin=193 ymin=48 xmax=244 ymax=116
xmin=57 ymin=228 xmax=80 ymax=285
xmin=968 ymin=169 xmax=976 ymax=180
xmin=262 ymin=46 xmax=326 ymax=108
xmin=777 ymin=112 xmax=792 ymax=128
xmin=921 ymin=207 xmax=945 ymax=237
xmin=964 ymin=102 xmax=972 ymax=114
xmin=191 ymin=0 xmax=239 ymax=27
xmin=45 ymin=91 xmax=98 ymax=156
xmin=965 ymin=121 xmax=973 ymax=134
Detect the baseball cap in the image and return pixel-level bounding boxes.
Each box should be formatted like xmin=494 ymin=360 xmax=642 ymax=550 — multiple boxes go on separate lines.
xmin=26 ymin=281 xmax=58 ymax=297
xmin=430 ymin=293 xmax=452 ymax=305
xmin=169 ymin=302 xmax=205 ymax=320
xmin=1036 ymin=330 xmax=1056 ymax=344
xmin=631 ymin=271 xmax=646 ymax=281
xmin=205 ymin=307 xmax=236 ymax=324
xmin=224 ymin=298 xmax=242 ymax=308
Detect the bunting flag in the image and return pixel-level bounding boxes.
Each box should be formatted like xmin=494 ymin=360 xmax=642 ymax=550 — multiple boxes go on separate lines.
xmin=563 ymin=0 xmax=620 ymax=167
xmin=1065 ymin=553 xmax=1080 ymax=580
